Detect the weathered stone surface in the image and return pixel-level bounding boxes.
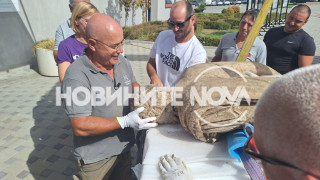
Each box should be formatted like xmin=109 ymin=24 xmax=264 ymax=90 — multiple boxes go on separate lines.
xmin=131 ymin=85 xmax=176 ymax=124
xmin=177 ymin=76 xmax=277 ymax=143
xmin=132 ymin=62 xmax=280 ymax=142
xmin=175 ymin=62 xmax=279 ymax=87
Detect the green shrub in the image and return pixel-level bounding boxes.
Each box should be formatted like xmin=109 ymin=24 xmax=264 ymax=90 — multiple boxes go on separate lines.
xmin=194 ymin=8 xmax=201 ymax=13
xmin=233 ymin=25 xmax=239 ymax=30
xmin=197 ymin=36 xmax=221 ymax=46
xmin=226 ymin=18 xmax=240 ymax=28
xmin=123 ymin=13 xmax=242 ymax=42
xmin=123 ymin=26 xmax=140 ymax=40
xmin=201 ymin=17 xmax=239 ymax=30
xmin=203 ymin=21 xmax=216 ymax=29
xmin=150 ymin=21 xmax=164 ymax=25
xmin=195 ymin=22 xmax=204 ymax=36
xmin=217 ymin=13 xmax=226 ymax=18
xmin=149 ymin=30 xmax=162 ymax=41
xmin=211 ymin=30 xmax=230 ymax=37
xmin=231 ymin=6 xmax=240 ymax=13
xmin=123 ymin=27 xmax=132 ymax=39
xmin=234 ymin=12 xmax=242 ymax=18
xmin=221 ymin=8 xmax=227 ymax=13
xmin=194 ymin=3 xmax=206 ymax=13
xmin=226 ymin=7 xmax=235 ymax=14
xmin=123 ymin=21 xmax=168 ymax=41
xmin=217 ymin=19 xmax=231 ymax=30
xmin=266 ymin=12 xmax=287 ymax=23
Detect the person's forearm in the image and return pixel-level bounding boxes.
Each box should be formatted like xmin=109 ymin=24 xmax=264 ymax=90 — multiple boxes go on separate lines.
xmin=53 ymin=50 xmax=58 ymax=63
xmin=298 ymin=55 xmax=314 ymax=67
xmin=211 ymin=56 xmax=221 ymax=62
xmin=147 ymin=61 xmax=158 ymax=80
xmin=147 ymin=58 xmax=163 ymax=86
xmin=58 ymin=62 xmax=71 ymax=83
xmin=132 ymin=82 xmax=140 ymax=93
xmin=69 ymin=116 xmax=121 ymax=136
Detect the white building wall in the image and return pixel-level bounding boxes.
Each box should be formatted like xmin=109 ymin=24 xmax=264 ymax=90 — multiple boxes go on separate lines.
xmin=0 ymin=0 xmax=185 ymax=72
xmin=151 ymin=0 xmax=184 ymax=21
xmin=0 ymin=0 xmax=145 ymax=72
xmin=17 ymin=0 xmax=144 ymax=42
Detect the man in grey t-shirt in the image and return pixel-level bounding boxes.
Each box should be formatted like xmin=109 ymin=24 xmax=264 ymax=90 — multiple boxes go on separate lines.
xmin=53 ymin=0 xmax=90 ymax=62
xmin=61 ymin=14 xmax=157 ymax=180
xmin=212 ymin=9 xmax=266 ymax=64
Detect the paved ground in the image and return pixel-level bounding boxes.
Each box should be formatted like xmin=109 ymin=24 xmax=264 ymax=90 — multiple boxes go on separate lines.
xmin=0 ymin=2 xmax=319 ymax=180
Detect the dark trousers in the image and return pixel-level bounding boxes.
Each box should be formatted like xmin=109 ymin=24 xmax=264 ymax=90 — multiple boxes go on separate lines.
xmin=74 ymin=151 xmax=131 ymax=180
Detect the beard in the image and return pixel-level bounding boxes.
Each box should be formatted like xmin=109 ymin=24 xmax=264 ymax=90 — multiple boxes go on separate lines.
xmin=174 ymin=27 xmax=192 ymax=41
xmin=284 ymin=25 xmax=300 ymax=33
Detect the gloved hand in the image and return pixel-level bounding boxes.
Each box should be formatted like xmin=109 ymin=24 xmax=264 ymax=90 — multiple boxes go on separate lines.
xmin=159 ymin=154 xmax=192 ymax=180
xmin=117 ymin=107 xmax=157 ymax=130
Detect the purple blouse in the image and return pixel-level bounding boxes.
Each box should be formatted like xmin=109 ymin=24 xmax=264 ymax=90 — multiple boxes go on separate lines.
xmin=57 ymin=35 xmax=87 ymax=65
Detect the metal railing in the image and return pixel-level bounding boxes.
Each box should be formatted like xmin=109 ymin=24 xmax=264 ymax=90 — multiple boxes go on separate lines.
xmin=246 ymin=0 xmax=289 ymax=32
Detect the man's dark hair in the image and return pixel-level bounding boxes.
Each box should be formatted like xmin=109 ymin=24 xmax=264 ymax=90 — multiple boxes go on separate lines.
xmin=290 ymin=4 xmax=311 ymax=20
xmin=241 ymin=9 xmax=259 ymax=22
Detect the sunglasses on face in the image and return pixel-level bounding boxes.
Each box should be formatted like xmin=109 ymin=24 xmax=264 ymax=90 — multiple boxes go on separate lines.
xmin=167 ymin=14 xmax=193 ymax=28
xmin=243 ymin=135 xmax=320 ymax=179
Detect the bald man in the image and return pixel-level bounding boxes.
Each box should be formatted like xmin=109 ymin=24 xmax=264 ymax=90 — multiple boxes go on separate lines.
xmin=252 ymin=64 xmax=320 ymax=179
xmin=147 ymin=1 xmax=207 ymax=87
xmin=53 ymin=0 xmax=90 ymax=62
xmin=264 ymin=4 xmax=316 ymax=75
xmin=61 ymin=14 xmax=157 ymax=180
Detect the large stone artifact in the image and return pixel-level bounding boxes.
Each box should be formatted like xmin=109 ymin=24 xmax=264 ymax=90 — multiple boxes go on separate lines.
xmin=133 ymin=62 xmax=280 ymax=143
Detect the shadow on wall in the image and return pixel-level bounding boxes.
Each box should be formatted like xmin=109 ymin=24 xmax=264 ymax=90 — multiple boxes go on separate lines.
xmin=28 ymin=83 xmax=75 ymax=179
xmin=105 ymin=1 xmax=121 ymax=24
xmin=0 ymin=12 xmax=36 ymax=72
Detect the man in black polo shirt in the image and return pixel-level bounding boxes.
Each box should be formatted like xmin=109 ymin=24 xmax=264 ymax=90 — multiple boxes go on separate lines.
xmin=61 ymin=13 xmax=157 ymax=180
xmin=264 ymin=4 xmax=316 ymax=74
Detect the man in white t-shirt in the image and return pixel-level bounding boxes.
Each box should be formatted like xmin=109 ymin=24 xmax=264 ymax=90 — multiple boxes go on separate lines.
xmin=147 ymin=1 xmax=207 ymax=87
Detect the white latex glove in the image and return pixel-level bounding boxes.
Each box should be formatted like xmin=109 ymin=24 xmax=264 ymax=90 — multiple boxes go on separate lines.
xmin=117 ymin=107 xmax=158 ymax=130
xmin=159 ymin=154 xmax=192 ymax=180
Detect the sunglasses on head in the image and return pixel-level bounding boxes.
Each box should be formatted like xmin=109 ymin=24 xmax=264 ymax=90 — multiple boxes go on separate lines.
xmin=167 ymin=14 xmax=193 ymax=28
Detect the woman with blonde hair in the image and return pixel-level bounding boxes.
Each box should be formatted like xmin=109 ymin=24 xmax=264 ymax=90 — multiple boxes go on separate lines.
xmin=57 ymin=2 xmax=98 ymax=82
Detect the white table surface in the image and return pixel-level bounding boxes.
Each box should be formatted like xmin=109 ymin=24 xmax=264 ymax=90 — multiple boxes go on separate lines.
xmin=140 ymin=124 xmax=250 ymax=180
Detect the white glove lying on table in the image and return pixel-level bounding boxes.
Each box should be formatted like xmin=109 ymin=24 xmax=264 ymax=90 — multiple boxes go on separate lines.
xmin=117 ymin=107 xmax=158 ymax=130
xmin=159 ymin=154 xmax=192 ymax=180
